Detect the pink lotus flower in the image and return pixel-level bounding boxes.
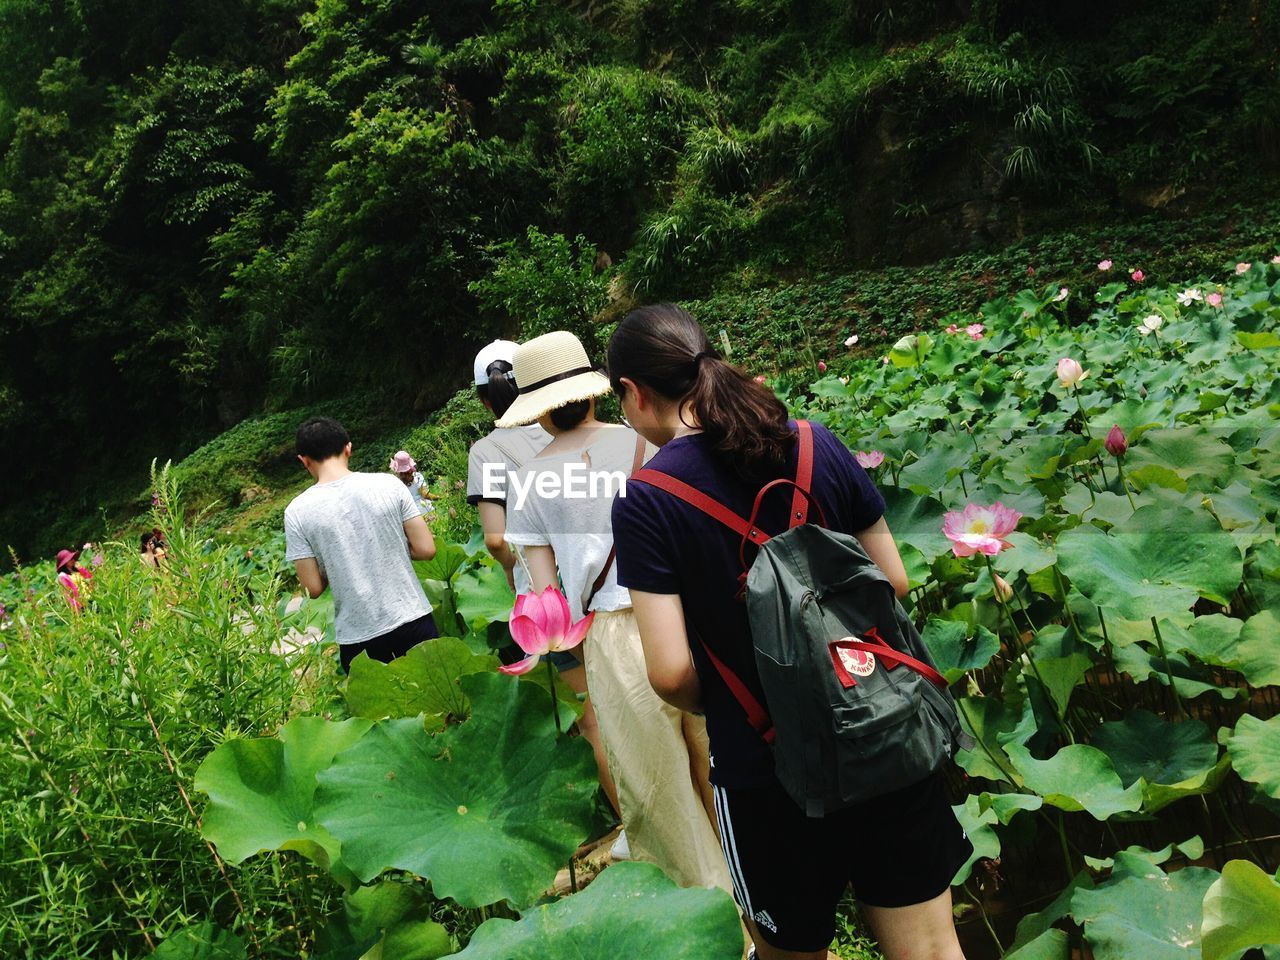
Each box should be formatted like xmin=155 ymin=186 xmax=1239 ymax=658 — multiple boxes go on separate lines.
xmin=1104 ymin=424 xmax=1127 ymax=457
xmin=1206 ymin=292 xmax=1223 ymax=308
xmin=1056 ymin=357 xmax=1088 ymax=388
xmin=1027 ymin=266 xmax=1037 ymax=277
xmin=945 ymin=324 xmax=959 ymax=334
xmin=1272 ymin=255 xmax=1280 ymax=264
xmin=753 ymin=375 xmax=766 ymax=384
xmin=1054 ymin=287 xmax=1069 ymax=302
xmin=1097 ymin=259 xmax=1113 ymax=271
xmin=855 ymin=450 xmax=885 ymax=469
xmin=498 ymin=586 xmax=593 ymax=675
xmin=966 ymin=323 xmax=985 ymax=340
xmin=817 ymin=360 xmax=827 ymax=373
xmin=942 ymin=502 xmax=1022 ymax=558
xmin=1131 ymin=269 xmax=1145 ymax=282
xmin=1235 ymin=262 xmax=1252 ymax=275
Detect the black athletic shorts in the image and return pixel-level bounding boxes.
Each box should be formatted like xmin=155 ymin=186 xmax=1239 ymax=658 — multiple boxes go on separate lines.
xmin=712 ymin=769 xmax=973 ymax=952
xmin=339 ymin=614 xmax=438 ymax=672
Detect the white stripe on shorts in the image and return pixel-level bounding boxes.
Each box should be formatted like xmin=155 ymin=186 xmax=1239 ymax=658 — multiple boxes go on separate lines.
xmin=713 ymin=784 xmax=754 ymax=916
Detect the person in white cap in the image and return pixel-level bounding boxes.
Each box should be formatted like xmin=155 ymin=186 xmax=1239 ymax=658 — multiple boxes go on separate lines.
xmin=389 ymin=450 xmax=434 ymax=519
xmin=500 ymin=330 xmax=733 ymax=897
xmin=467 ymin=338 xmax=622 ymax=842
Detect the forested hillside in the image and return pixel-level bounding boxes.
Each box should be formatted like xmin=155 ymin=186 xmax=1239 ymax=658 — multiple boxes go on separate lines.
xmin=2 ymin=0 xmax=1278 ymax=560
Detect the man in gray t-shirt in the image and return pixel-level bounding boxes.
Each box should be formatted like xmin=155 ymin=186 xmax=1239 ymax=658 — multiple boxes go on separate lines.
xmin=284 ymin=417 xmax=437 ymax=672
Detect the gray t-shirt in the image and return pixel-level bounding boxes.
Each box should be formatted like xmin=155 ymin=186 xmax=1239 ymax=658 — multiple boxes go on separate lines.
xmin=284 ymin=472 xmax=432 ymax=644
xmin=466 ymin=424 xmax=552 ymax=505
xmin=467 ymin=424 xmax=550 ymax=596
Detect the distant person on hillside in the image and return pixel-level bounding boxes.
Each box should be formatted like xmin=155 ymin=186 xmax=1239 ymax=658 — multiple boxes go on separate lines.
xmin=285 ymin=416 xmax=438 ymax=672
xmin=140 ymin=531 xmax=165 ymax=568
xmin=466 ymin=339 xmax=622 ymax=834
xmin=389 ymin=450 xmax=436 ymax=520
xmin=54 ymin=548 xmax=93 ymax=612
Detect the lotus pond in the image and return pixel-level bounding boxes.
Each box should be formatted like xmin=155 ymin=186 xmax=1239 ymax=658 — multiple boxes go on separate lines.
xmin=2 ymin=259 xmax=1280 ymax=958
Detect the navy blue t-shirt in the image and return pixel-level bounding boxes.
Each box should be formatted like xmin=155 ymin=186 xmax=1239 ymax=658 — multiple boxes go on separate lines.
xmin=612 ymin=420 xmax=885 ymax=788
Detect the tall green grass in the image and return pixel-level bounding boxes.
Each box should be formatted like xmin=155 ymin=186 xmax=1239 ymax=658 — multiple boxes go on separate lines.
xmin=0 ymin=468 xmax=341 ymax=958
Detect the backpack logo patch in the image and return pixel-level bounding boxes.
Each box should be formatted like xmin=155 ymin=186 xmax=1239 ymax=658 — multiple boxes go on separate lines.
xmin=829 ymin=636 xmax=877 ymax=687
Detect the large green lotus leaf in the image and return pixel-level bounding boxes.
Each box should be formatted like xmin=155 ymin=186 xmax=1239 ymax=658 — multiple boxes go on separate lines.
xmin=1055 ymin=504 xmax=1242 ymax=621
xmin=150 ymin=922 xmax=246 ymax=960
xmin=314 ymin=673 xmax=597 ymax=906
xmin=1005 ymin=928 xmax=1069 ymax=960
xmin=344 ymin=637 xmax=498 ymax=725
xmin=993 ymin=532 xmax=1057 ymax=578
xmin=978 ymin=791 xmax=1043 ymax=824
xmin=454 ymin=563 xmax=514 ymax=629
xmin=950 ymin=794 xmax=1000 ymax=885
xmin=1227 ymin=714 xmax=1280 ymax=800
xmin=414 ymin=542 xmax=470 ymax=583
xmin=1060 ymin=486 xmax=1137 ymax=529
xmin=1083 ymin=836 xmax=1204 ymax=873
xmin=1128 ymin=425 xmax=1235 ymax=485
xmin=1007 ymin=870 xmax=1094 ymax=957
xmin=920 ymin=618 xmax=1000 ymax=684
xmin=1006 ymin=743 xmax=1143 ymax=820
xmin=954 ymin=696 xmax=1020 ymax=783
xmin=445 ymin=861 xmax=743 ymax=960
xmin=315 ymin=882 xmax=452 ymax=960
xmin=1235 ymin=611 xmax=1280 ymax=687
xmin=1090 ymin=710 xmax=1218 ymax=787
xmin=195 ymin=716 xmax=373 ymax=869
xmin=1070 ymin=862 xmax=1218 ymax=960
xmin=1026 ymin=652 xmax=1092 ymax=717
xmin=1111 ymin=642 xmax=1244 ymax=701
xmin=1141 ymin=754 xmax=1232 ymax=814
xmin=1162 ymin=614 xmax=1242 ymax=667
xmin=899 ymin=438 xmax=970 ymax=496
xmin=1201 ymin=859 xmax=1280 ymax=960
xmin=880 ymin=487 xmax=951 ymax=562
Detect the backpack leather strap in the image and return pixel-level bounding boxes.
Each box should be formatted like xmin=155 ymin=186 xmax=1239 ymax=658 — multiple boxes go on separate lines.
xmin=838 ymin=640 xmax=948 ymax=689
xmin=585 ymin=434 xmax=649 ymax=611
xmin=693 ymin=628 xmax=775 ymax=744
xmin=628 ymin=422 xmax=818 ymax=745
xmin=789 ymin=419 xmax=815 ymax=528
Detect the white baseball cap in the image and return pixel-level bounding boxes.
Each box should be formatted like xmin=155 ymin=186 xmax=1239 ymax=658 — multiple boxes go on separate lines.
xmin=473 ymin=339 xmax=519 ymax=386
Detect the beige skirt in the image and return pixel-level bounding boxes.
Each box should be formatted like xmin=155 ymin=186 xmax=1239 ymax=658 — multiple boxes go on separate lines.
xmin=583 ymin=608 xmax=732 ymax=893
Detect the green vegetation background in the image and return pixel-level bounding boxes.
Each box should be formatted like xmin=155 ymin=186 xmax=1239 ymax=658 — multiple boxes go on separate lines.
xmin=2 ymin=0 xmax=1279 ymax=560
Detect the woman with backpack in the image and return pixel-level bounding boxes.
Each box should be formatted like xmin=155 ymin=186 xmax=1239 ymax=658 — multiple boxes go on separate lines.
xmin=497 ymin=330 xmax=732 ymax=896
xmin=608 ymin=304 xmax=971 ymax=960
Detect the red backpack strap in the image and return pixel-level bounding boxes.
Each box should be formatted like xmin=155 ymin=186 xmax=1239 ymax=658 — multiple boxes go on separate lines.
xmin=694 ymin=629 xmax=775 ymax=744
xmin=789 ymin=420 xmax=815 ymax=528
xmin=629 ymin=469 xmax=763 ymax=544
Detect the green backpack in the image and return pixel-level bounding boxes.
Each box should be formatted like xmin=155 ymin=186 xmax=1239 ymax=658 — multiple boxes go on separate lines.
xmin=632 ymin=420 xmax=970 ymax=817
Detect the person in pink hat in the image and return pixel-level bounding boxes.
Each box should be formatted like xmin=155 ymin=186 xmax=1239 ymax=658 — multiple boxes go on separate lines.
xmin=54 ymin=548 xmax=93 ymax=612
xmin=389 ymin=450 xmax=434 ymax=519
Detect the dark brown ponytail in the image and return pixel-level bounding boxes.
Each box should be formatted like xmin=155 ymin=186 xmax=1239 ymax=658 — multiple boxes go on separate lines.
xmin=607 ymin=304 xmax=794 ymax=469
xmin=477 ymin=360 xmax=519 ymax=419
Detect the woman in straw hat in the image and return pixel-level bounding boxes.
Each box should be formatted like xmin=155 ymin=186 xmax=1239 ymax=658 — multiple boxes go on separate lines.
xmin=499 ymin=331 xmax=733 ymax=896
xmin=466 ymin=338 xmax=621 ymax=825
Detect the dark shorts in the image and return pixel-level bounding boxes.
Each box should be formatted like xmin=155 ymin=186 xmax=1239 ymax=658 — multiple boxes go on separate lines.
xmin=713 ymin=769 xmax=973 ymax=952
xmin=339 ymin=614 xmax=438 ymax=673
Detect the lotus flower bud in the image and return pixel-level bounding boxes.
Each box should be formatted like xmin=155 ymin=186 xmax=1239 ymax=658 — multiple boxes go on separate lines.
xmin=1104 ymin=424 xmax=1127 ymax=458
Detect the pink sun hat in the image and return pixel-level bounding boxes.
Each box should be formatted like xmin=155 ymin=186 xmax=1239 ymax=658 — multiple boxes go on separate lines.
xmin=389 ymin=451 xmax=416 ymax=473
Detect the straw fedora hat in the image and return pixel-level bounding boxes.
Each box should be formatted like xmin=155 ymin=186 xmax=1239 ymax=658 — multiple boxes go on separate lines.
xmin=494 ymin=331 xmax=611 ymax=428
